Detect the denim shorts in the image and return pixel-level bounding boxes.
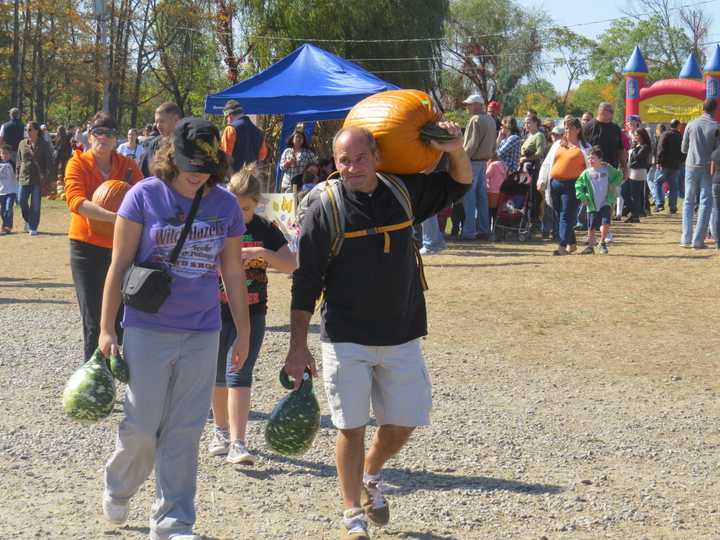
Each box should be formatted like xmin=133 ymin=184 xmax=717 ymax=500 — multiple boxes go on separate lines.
xmin=588 ymin=205 xmax=611 ymax=230
xmin=215 ymin=313 xmax=266 ymax=388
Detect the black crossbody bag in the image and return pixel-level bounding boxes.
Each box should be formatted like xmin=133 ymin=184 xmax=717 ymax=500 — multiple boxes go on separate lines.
xmin=121 ymin=188 xmax=203 ymax=313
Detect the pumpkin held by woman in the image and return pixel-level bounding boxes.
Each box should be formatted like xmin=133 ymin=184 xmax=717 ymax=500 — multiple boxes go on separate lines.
xmin=343 ymin=89 xmax=454 ymax=174
xmin=88 ymin=179 xmax=131 ymax=238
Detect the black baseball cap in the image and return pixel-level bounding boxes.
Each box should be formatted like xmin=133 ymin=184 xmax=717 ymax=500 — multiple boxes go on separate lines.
xmin=223 ymin=100 xmax=244 ymax=116
xmin=173 ymin=118 xmax=222 ymax=174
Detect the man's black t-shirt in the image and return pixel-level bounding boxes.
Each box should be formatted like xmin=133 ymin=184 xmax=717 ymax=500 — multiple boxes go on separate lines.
xmin=292 ymin=171 xmax=469 ymax=346
xmin=220 ymin=214 xmax=287 ymax=320
xmin=583 ymin=119 xmax=624 ymax=168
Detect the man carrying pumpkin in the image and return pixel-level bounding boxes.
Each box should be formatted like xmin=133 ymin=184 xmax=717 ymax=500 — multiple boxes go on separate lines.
xmin=285 ymin=123 xmax=472 ymax=540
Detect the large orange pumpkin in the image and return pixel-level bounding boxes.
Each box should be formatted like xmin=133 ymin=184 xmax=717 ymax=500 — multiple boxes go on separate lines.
xmin=343 ymin=89 xmax=448 ymax=174
xmin=88 ymin=179 xmax=131 ymax=238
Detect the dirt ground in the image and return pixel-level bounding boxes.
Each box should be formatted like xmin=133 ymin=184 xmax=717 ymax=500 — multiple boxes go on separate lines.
xmin=0 ymin=200 xmax=719 ymax=540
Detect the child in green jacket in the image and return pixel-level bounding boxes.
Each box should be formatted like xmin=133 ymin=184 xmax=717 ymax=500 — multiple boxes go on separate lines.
xmin=576 ymin=146 xmax=623 ymax=254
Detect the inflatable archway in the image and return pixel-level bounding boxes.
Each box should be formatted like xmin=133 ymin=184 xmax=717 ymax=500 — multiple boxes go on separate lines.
xmin=624 ymin=44 xmax=720 ymax=122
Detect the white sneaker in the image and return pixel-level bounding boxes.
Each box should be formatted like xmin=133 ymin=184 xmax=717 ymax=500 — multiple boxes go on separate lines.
xmin=226 ymin=440 xmax=255 ymax=465
xmin=208 ymin=427 xmax=230 ymax=456
xmin=102 ymin=494 xmax=129 ymax=525
xmin=342 ymin=508 xmax=370 ymax=539
xmin=29 ymin=229 xmax=38 ymax=236
xmin=168 ymin=535 xmax=201 ymax=540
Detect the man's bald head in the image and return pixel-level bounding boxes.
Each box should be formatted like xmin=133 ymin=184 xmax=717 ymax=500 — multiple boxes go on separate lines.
xmin=332 ymin=126 xmax=377 ymax=155
xmin=333 ymin=127 xmax=380 ymax=193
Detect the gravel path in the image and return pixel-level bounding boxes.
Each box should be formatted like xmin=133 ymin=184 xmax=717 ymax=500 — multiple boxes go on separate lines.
xmin=1 ymin=205 xmax=719 ymax=539
xmin=1 ymin=298 xmax=719 ymax=539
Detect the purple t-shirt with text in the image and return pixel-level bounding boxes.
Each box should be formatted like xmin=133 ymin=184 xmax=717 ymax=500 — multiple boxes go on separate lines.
xmin=118 ymin=177 xmax=244 ymax=332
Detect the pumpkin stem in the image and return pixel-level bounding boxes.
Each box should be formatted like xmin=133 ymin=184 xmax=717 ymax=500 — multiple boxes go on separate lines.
xmin=419 ymin=123 xmax=455 ymax=143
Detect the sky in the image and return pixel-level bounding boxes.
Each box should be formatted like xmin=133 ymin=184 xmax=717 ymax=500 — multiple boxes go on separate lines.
xmin=517 ymin=0 xmax=720 ymax=91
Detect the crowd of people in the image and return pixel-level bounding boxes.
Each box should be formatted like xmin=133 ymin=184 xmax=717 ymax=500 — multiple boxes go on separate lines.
xmin=0 ymin=91 xmax=718 ymax=540
xmin=418 ymin=95 xmax=720 ymax=256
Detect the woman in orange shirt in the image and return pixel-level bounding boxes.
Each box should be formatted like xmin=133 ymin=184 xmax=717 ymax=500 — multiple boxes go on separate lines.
xmin=64 ymin=112 xmax=143 ymax=361
xmin=547 ymin=116 xmax=591 ymax=256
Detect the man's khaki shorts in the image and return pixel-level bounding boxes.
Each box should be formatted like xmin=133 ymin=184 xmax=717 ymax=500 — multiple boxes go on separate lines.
xmin=321 ymin=339 xmax=432 ymax=429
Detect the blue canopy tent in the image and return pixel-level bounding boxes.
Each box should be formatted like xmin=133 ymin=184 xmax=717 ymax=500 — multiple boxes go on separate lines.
xmin=204 ymin=43 xmax=398 ymax=189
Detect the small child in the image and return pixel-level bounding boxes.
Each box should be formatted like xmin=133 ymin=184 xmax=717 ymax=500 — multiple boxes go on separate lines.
xmin=0 ymin=145 xmax=18 ymax=234
xmin=209 ymin=165 xmax=297 ymax=465
xmin=575 ymin=146 xmax=622 ymax=254
xmin=485 ymin=154 xmax=508 ymax=231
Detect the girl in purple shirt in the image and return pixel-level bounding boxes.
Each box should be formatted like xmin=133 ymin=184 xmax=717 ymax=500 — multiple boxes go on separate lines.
xmin=98 ymin=118 xmax=250 ymax=540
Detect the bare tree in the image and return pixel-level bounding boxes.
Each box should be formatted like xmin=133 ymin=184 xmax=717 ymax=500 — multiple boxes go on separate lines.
xmin=679 ymin=7 xmax=712 ymax=59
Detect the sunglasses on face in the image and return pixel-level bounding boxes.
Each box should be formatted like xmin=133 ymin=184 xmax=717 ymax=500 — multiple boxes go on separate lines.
xmin=91 ymin=127 xmax=117 ymax=138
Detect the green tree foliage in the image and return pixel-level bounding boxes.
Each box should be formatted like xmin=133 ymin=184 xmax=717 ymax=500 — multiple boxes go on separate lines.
xmin=239 ymin=0 xmax=449 ymax=90
xmin=507 ymin=80 xmax=560 ymax=119
xmin=591 ymin=16 xmax=693 ymax=84
xmin=550 ymin=27 xmax=597 ymax=113
xmin=444 ymin=0 xmax=547 ymax=109
xmin=567 ymin=79 xmax=619 ymax=117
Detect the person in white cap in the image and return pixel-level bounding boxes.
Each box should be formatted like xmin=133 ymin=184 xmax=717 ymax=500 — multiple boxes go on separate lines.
xmin=461 ymin=94 xmax=496 ymax=240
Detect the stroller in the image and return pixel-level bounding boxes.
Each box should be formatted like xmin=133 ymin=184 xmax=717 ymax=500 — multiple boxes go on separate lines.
xmin=492 ymin=167 xmax=537 ymax=242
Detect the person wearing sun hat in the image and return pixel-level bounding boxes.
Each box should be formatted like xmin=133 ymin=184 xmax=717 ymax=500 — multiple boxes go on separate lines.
xmin=98 ymin=117 xmax=251 ymax=540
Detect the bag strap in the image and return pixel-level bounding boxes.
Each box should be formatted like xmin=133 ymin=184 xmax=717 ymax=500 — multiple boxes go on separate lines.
xmin=168 ymin=188 xmax=203 ymax=265
xmin=376 ymin=172 xmax=413 ymax=221
xmin=319 ymin=176 xmax=345 ymax=258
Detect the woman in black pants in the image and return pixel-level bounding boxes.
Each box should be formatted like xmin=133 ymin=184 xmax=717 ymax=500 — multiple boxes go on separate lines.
xmin=64 ymin=113 xmax=143 ymax=361
xmin=626 ymin=127 xmax=651 ymax=223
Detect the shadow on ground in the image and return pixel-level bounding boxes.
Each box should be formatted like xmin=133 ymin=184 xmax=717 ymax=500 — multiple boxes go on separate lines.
xmin=0 ymin=297 xmax=71 ymax=305
xmin=241 ymin=451 xmax=563 ymax=497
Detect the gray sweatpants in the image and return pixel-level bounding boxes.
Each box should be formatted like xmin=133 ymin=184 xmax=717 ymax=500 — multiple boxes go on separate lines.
xmin=104 ymin=326 xmax=219 ymax=540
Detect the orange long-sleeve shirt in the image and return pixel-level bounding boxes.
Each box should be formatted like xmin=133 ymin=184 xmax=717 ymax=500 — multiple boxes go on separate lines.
xmin=64 ymin=149 xmax=143 ymax=248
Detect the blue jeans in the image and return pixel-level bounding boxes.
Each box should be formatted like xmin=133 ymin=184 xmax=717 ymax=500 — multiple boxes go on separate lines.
xmin=681 ymin=167 xmax=713 ymax=246
xmin=575 ymin=205 xmax=588 ymax=228
xmin=0 ymin=193 xmax=16 ymax=229
xmin=712 ymin=184 xmax=720 ymax=247
xmin=653 ymin=167 xmax=679 ymax=211
xmin=18 ymin=183 xmax=41 ymax=231
xmin=678 ymin=167 xmax=686 ymax=199
xmin=421 ymin=215 xmax=446 ymax=251
xmin=646 ymin=165 xmax=657 ymax=201
xmin=216 ymin=313 xmax=266 ymax=388
xmin=541 ymin=201 xmax=557 ymax=237
xmin=550 ymin=180 xmax=578 ymax=247
xmin=462 ymin=160 xmax=490 ymax=238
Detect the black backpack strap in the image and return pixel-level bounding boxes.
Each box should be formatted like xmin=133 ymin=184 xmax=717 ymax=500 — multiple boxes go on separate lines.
xmin=377 ymin=172 xmax=414 ymax=221
xmin=168 ymin=188 xmax=203 ymax=265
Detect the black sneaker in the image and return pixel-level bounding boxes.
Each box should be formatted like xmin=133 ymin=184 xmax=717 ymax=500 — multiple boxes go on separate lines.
xmin=599 ymin=242 xmax=608 ymax=254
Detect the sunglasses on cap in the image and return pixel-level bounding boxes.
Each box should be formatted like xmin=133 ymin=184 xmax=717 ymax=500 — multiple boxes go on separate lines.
xmin=91 ymin=127 xmax=117 ymax=138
